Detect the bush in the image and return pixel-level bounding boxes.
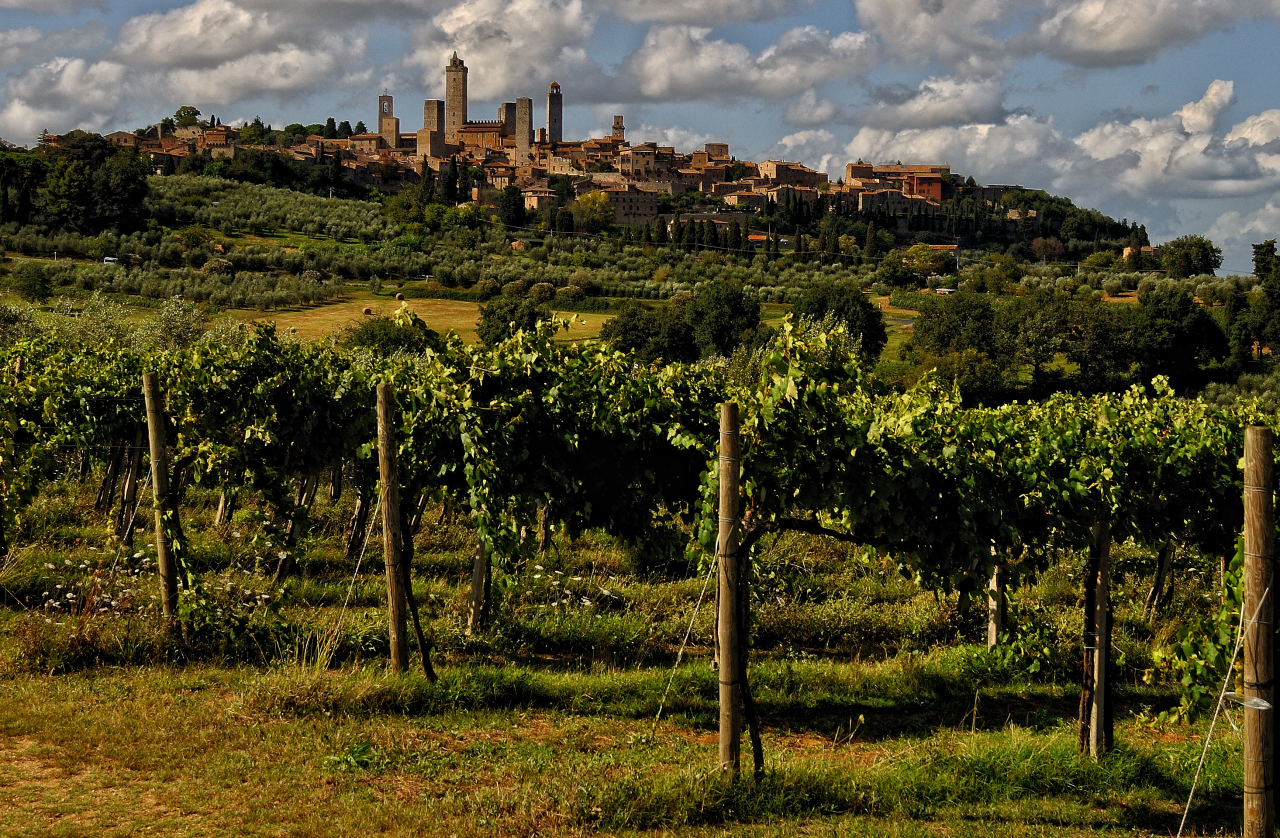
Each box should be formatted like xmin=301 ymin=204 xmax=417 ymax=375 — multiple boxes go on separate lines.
xmin=12 ymin=261 xmax=51 ymax=303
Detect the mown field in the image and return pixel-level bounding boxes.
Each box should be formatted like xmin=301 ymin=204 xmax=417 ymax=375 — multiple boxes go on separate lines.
xmin=0 ymin=473 xmax=1244 ymax=837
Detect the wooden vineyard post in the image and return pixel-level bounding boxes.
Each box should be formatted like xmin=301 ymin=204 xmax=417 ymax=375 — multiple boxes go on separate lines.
xmin=717 ymin=402 xmax=742 ymax=775
xmin=467 ymin=539 xmax=490 ymax=636
xmin=142 ymin=373 xmax=178 ymax=622
xmin=987 ymin=564 xmax=1006 ymax=649
xmin=1244 ymin=425 xmax=1275 ymax=838
xmin=377 ymin=383 xmax=409 ymax=673
xmin=1088 ymin=518 xmax=1112 ymax=759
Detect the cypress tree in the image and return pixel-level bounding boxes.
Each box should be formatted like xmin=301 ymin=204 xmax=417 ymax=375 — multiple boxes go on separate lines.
xmin=655 ymin=218 xmax=669 ymax=245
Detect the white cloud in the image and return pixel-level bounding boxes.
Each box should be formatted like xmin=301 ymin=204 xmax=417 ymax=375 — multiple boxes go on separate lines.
xmin=766 ymin=128 xmax=839 ymax=171
xmin=628 ymin=122 xmax=716 ymax=150
xmin=115 ymin=0 xmax=288 ymax=70
xmin=853 ymin=0 xmax=1013 ymax=76
xmin=409 ymin=0 xmax=601 ymax=101
xmin=843 ymin=81 xmax=1280 ymax=206
xmin=864 ymin=75 xmax=1007 ymax=129
xmin=165 ymin=38 xmax=365 ymax=105
xmin=1227 ymin=110 xmax=1280 ymax=147
xmin=1174 ymin=78 xmax=1234 ymax=134
xmin=855 ymin=0 xmax=1280 ymax=76
xmin=0 ymin=58 xmax=133 ymax=140
xmin=1208 ymin=199 xmax=1280 ymax=266
xmin=0 ymin=25 xmax=105 ymax=68
xmin=625 ymin=24 xmax=876 ymax=101
xmin=0 ymin=0 xmax=104 ymax=11
xmin=785 ymin=88 xmax=850 ymax=126
xmin=610 ymin=0 xmax=806 ymax=23
xmin=1029 ymin=0 xmax=1277 ymax=68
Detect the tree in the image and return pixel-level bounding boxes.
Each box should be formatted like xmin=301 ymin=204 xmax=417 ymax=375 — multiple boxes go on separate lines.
xmin=496 ymin=185 xmax=526 ymax=229
xmin=1132 ymin=283 xmax=1227 ymax=390
xmin=340 ymin=308 xmax=442 ymax=356
xmin=687 ymin=280 xmax=761 ymax=357
xmin=173 ymin=106 xmax=202 ymax=128
xmin=571 ymin=190 xmax=614 ymax=235
xmin=353 ymin=121 xmax=368 ymax=135
xmin=12 ymin=261 xmax=50 ymax=303
xmin=323 ymin=117 xmax=338 ymax=140
xmin=38 ymin=131 xmax=149 ymax=233
xmin=337 ymin=120 xmax=354 ymax=139
xmin=1160 ymin=235 xmax=1222 ymax=278
xmin=903 ymin=243 xmax=956 ymax=282
xmin=793 ymin=283 xmax=887 ymax=360
xmin=555 ymin=207 xmax=575 ymax=234
xmin=476 ymin=295 xmax=551 ymax=346
xmin=598 ymin=301 xmax=698 ymax=363
xmin=1253 ymin=239 xmax=1278 ymax=280
xmin=876 ymin=250 xmax=917 ymax=287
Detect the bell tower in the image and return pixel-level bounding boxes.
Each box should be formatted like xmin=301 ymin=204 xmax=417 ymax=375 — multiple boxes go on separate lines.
xmin=445 ymin=52 xmax=468 ymax=145
xmin=377 ymin=93 xmax=399 ymax=149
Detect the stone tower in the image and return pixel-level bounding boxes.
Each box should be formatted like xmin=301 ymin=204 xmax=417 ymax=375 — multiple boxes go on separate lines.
xmin=498 ymin=102 xmax=516 ymax=136
xmin=445 ymin=52 xmax=468 ymax=145
xmin=546 ymin=81 xmax=563 ymax=143
xmin=515 ymin=97 xmax=533 ymax=161
xmin=612 ymin=115 xmax=624 ymax=141
xmin=423 ymin=99 xmax=445 ymax=133
xmin=378 ymin=94 xmax=399 ymax=149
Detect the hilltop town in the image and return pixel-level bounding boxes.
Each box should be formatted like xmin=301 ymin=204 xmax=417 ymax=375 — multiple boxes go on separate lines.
xmin=44 ymin=52 xmax=989 ymax=236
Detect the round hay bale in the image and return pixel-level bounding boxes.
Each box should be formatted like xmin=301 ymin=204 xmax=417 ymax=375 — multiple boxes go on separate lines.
xmin=396 ymin=293 xmax=404 ymax=301
xmin=363 ymin=307 xmax=373 ymax=315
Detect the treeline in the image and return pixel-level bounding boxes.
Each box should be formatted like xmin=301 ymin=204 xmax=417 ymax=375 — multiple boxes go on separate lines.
xmin=897 ymin=275 xmax=1280 ymax=402
xmin=1 ymin=131 xmax=149 ymax=234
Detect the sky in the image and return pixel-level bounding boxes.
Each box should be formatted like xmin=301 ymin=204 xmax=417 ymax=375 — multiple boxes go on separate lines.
xmin=2 ymin=0 xmax=1279 ymax=272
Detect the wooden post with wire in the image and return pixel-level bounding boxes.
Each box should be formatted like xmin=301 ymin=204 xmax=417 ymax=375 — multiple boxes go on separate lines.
xmin=141 ymin=372 xmax=178 ymax=623
xmin=717 ymin=402 xmax=741 ymax=775
xmin=377 ymin=382 xmax=409 ymax=673
xmin=1088 ymin=518 xmax=1112 ymax=759
xmin=1244 ymin=425 xmax=1275 ymax=838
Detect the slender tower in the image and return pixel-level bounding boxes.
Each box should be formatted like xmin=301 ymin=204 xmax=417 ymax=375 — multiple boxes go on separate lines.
xmin=515 ymin=97 xmax=533 ymax=161
xmin=445 ymin=52 xmax=468 ymax=145
xmin=378 ymin=94 xmax=399 ymax=149
xmin=612 ymin=115 xmax=625 ymax=141
xmin=546 ymin=81 xmax=563 ymax=143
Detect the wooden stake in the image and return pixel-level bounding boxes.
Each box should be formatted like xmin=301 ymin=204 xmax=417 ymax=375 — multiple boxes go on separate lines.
xmin=717 ymin=402 xmax=742 ymax=775
xmin=115 ymin=424 xmax=145 ymax=543
xmin=377 ymin=383 xmax=409 ymax=673
xmin=1244 ymin=425 xmax=1275 ymax=838
xmin=466 ymin=538 xmax=490 ymax=636
xmin=142 ymin=373 xmax=178 ymax=622
xmin=987 ymin=563 xmax=1006 ymax=649
xmin=1088 ymin=518 xmax=1112 ymax=759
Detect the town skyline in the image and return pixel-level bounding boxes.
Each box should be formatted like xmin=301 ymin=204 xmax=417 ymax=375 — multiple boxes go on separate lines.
xmin=2 ymin=1 xmax=1280 ymax=270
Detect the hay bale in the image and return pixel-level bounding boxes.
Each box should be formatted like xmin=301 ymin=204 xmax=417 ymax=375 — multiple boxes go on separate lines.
xmin=363 ymin=307 xmax=373 ymax=315
xmin=396 ymin=293 xmax=404 ymax=301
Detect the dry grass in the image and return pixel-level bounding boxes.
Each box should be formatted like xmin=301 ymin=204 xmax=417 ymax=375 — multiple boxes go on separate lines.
xmin=226 ymin=293 xmax=613 ymax=344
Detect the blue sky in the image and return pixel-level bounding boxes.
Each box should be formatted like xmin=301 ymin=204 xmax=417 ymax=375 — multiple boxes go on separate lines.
xmin=3 ymin=0 xmax=1280 ymax=271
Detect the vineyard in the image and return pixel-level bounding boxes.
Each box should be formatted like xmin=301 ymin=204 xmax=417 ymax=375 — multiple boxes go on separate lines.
xmin=0 ymin=312 xmax=1273 ymax=835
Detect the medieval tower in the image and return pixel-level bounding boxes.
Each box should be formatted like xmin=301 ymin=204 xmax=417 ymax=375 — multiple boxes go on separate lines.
xmin=378 ymin=93 xmax=399 ymax=148
xmin=445 ymin=52 xmax=468 ymax=144
xmin=546 ymin=82 xmax=563 ymax=143
xmin=612 ymin=115 xmax=624 ymax=141
xmin=515 ymin=97 xmax=534 ymax=160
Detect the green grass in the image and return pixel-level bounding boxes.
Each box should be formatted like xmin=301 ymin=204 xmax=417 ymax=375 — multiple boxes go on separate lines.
xmin=0 ymin=473 xmax=1247 ymax=836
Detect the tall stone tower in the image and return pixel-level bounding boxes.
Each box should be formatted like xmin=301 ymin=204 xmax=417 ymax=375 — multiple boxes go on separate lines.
xmin=378 ymin=94 xmax=399 ymax=149
xmin=498 ymin=102 xmax=516 ymax=135
xmin=445 ymin=52 xmax=468 ymax=145
xmin=612 ymin=115 xmax=625 ymax=141
xmin=423 ymin=99 xmax=445 ymax=133
xmin=515 ymin=97 xmax=533 ymax=161
xmin=419 ymin=99 xmax=446 ymax=159
xmin=546 ymin=81 xmax=563 ymax=143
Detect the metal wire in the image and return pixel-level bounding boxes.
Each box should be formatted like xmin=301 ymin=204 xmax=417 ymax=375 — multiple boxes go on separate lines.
xmin=650 ymin=558 xmax=717 ymax=737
